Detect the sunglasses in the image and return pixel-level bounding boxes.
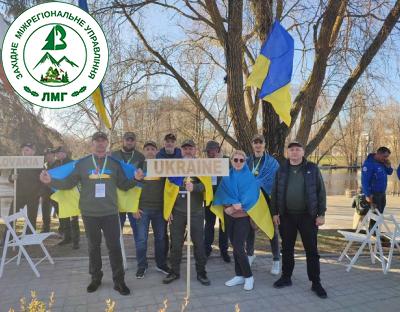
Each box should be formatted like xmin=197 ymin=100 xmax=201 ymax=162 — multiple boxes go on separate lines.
xmin=233 ymin=158 xmax=245 ymax=163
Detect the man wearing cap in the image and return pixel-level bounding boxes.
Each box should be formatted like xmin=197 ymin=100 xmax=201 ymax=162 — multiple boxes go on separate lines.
xmin=270 ymin=141 xmax=327 ymax=299
xmin=53 ymin=146 xmax=80 ymax=249
xmin=133 ymin=140 xmax=170 ymax=279
xmin=40 ymin=148 xmax=56 ymax=233
xmin=40 ymin=131 xmax=144 ymax=295
xmin=163 ymin=139 xmax=210 ymax=286
xmin=156 ymin=133 xmax=182 ymax=159
xmin=111 ymin=132 xmax=145 ymax=246
xmin=156 ymin=133 xmax=182 ymax=257
xmin=246 ymin=134 xmax=280 ymax=274
xmin=8 ymin=143 xmax=42 ymax=233
xmin=203 ymin=140 xmax=230 ymax=263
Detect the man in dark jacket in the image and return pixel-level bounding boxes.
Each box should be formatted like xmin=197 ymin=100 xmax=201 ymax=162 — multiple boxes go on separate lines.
xmin=270 ymin=141 xmax=327 ymax=299
xmin=8 ymin=143 xmax=42 ymax=233
xmin=40 ymin=131 xmax=144 ymax=296
xmin=203 ymin=140 xmax=230 ymax=263
xmin=156 ymin=133 xmax=182 ymax=159
xmin=361 ymin=147 xmax=393 ymax=230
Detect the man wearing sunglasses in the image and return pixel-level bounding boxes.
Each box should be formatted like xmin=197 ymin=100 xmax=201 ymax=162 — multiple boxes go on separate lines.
xmin=203 ymin=140 xmax=230 ymax=263
xmin=246 ymin=134 xmax=280 ymax=275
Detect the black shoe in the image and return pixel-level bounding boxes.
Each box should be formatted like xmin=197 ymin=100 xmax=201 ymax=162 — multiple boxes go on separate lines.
xmin=87 ymin=280 xmax=101 ymax=293
xmin=57 ymin=237 xmax=71 ymax=246
xmin=311 ymin=282 xmax=327 ymax=299
xmin=221 ymin=252 xmax=231 ymax=263
xmin=114 ymin=282 xmax=130 ymax=296
xmin=197 ymin=272 xmax=210 ymax=286
xmin=273 ymin=276 xmax=292 ymax=288
xmin=72 ymin=242 xmax=79 ymax=250
xmin=156 ymin=265 xmax=170 ymax=275
xmin=136 ymin=267 xmax=146 ymax=279
xmin=163 ymin=272 xmax=179 ymax=284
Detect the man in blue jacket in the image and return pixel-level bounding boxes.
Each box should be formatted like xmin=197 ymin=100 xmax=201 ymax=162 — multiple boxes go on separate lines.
xmin=361 ymin=147 xmax=393 ymax=229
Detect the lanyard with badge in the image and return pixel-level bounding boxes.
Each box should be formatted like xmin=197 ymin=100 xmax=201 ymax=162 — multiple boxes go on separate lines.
xmin=92 ymin=155 xmax=108 ymax=198
xmin=251 ymin=153 xmax=264 ymax=176
xmin=124 ymin=150 xmax=135 ymax=164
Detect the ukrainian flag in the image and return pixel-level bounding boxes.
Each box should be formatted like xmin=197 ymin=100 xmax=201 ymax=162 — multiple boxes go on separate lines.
xmin=213 ymin=164 xmax=274 ymax=239
xmin=246 ymin=20 xmax=294 ymax=126
xmin=163 ymin=176 xmax=213 ymax=221
xmin=78 ymin=0 xmax=111 ymax=129
xmin=49 ymin=157 xmax=141 ymax=217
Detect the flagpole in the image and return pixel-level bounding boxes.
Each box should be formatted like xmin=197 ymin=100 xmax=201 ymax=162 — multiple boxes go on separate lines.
xmin=186 ymin=176 xmax=191 ymax=299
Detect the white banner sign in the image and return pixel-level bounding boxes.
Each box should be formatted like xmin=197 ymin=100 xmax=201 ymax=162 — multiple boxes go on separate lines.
xmin=146 ymin=158 xmax=229 ymax=177
xmin=0 ymin=156 xmax=44 ymax=169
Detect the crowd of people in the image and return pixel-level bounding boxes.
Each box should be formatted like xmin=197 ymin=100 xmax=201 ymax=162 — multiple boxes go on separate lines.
xmin=4 ymin=130 xmax=398 ymax=298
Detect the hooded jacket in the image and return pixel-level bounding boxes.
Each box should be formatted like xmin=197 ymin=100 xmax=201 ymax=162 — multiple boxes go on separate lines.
xmin=361 ymin=153 xmax=393 ymax=197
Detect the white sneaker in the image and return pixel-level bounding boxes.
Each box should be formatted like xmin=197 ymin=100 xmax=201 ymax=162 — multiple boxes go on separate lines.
xmin=270 ymin=260 xmax=280 ymax=275
xmin=243 ymin=276 xmax=254 ymax=291
xmin=225 ymin=276 xmax=245 ymax=287
xmin=248 ymin=255 xmax=256 ymax=267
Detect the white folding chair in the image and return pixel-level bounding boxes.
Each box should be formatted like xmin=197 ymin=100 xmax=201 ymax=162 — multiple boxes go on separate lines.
xmin=0 ymin=207 xmax=55 ymax=278
xmin=380 ymin=214 xmax=400 ymax=274
xmin=338 ymin=210 xmax=385 ymax=272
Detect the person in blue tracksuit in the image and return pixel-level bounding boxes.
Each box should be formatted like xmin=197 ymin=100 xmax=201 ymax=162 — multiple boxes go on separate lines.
xmin=361 ymin=146 xmax=393 ymax=229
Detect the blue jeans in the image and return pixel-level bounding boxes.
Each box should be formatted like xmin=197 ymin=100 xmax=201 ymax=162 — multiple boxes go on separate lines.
xmin=119 ymin=212 xmax=138 ymax=244
xmin=135 ymin=209 xmax=167 ymax=270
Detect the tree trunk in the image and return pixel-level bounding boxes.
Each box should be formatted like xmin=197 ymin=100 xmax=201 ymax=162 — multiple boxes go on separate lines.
xmin=227 ymin=0 xmax=253 ymax=153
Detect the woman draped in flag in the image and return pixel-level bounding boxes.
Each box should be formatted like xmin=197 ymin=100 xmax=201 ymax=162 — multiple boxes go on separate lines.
xmin=213 ymin=150 xmax=274 ymax=291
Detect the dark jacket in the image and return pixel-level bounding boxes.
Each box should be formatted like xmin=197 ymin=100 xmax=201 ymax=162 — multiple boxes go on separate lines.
xmin=361 ymin=153 xmax=393 ymax=196
xmin=111 ymin=149 xmax=145 ymax=169
xmin=270 ymin=159 xmax=326 ymax=218
xmin=156 ymin=147 xmax=182 ymax=159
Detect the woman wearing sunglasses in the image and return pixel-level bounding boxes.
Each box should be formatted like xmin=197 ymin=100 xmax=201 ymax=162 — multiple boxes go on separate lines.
xmin=213 ymin=150 xmax=255 ymax=291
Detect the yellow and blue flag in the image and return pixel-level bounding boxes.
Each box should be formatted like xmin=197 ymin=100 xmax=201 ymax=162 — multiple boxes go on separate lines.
xmin=78 ymin=0 xmax=111 ymax=129
xmin=48 ymin=157 xmax=142 ymax=217
xmin=163 ymin=176 xmax=213 ymax=221
xmin=246 ymin=20 xmax=294 ymax=126
xmin=213 ymin=164 xmax=274 ymax=239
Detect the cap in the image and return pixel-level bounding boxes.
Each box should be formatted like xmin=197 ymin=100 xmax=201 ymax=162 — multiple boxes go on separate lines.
xmin=181 ymin=139 xmax=196 ymax=148
xmin=252 ymin=134 xmax=265 ymax=143
xmin=92 ymin=131 xmax=108 ymax=141
xmin=204 ymin=140 xmax=220 ymax=151
xmin=143 ymin=140 xmax=157 ymax=149
xmin=287 ymin=141 xmax=303 ymax=149
xmin=123 ymin=131 xmax=136 ymax=140
xmin=20 ymin=142 xmax=35 ymax=149
xmin=164 ymin=133 xmax=177 ymax=141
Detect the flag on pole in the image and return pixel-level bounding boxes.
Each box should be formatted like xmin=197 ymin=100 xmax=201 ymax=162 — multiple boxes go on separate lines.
xmin=0 ymin=14 xmax=14 ymax=94
xmin=246 ymin=20 xmax=294 ymax=126
xmin=78 ymin=0 xmax=111 ymax=129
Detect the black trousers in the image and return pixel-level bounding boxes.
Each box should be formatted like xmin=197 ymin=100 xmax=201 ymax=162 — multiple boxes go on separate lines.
xmin=60 ymin=216 xmax=80 ymax=243
xmin=279 ymin=213 xmax=320 ymax=282
xmin=82 ymin=214 xmax=124 ymax=284
xmin=204 ymin=206 xmax=228 ymax=254
xmin=170 ymin=210 xmax=207 ymax=275
xmin=9 ymin=195 xmax=39 ymax=234
xmin=41 ymin=193 xmax=54 ymax=232
xmin=369 ymin=192 xmax=386 ymax=231
xmin=227 ymin=215 xmax=252 ymax=278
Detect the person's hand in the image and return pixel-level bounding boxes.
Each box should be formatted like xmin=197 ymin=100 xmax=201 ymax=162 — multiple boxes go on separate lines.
xmin=40 ymin=170 xmax=52 ymax=184
xmin=168 ymin=214 xmax=173 ymax=224
xmin=384 ymin=159 xmax=391 ymax=168
xmin=224 ymin=206 xmax=235 ymax=216
xmin=134 ymin=168 xmax=144 ymax=181
xmin=232 ymin=203 xmax=242 ymax=211
xmin=315 ymin=216 xmax=325 ymax=226
xmin=273 ymin=215 xmax=280 ymax=226
xmin=185 ymin=181 xmax=194 ymax=192
xmin=366 ymin=195 xmax=373 ymax=203
xmin=133 ymin=209 xmax=143 ymax=219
